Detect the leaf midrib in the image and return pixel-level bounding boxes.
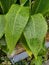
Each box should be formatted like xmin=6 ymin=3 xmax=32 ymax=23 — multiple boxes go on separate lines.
xmin=12 ymin=5 xmax=23 ymax=35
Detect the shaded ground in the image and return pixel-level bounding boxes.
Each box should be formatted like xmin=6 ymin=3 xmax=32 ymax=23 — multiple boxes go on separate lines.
xmin=43 ymin=60 xmax=49 ymax=65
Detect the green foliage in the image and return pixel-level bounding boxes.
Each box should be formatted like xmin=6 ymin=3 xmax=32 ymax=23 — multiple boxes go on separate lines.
xmin=0 ymin=37 xmax=8 ymax=53
xmin=20 ymin=34 xmax=32 ymax=56
xmin=0 ymin=0 xmax=16 ymax=13
xmin=23 ymin=14 xmax=47 ymax=58
xmin=5 ymin=4 xmax=29 ymax=54
xmin=20 ymin=0 xmax=27 ymax=5
xmin=30 ymin=57 xmax=42 ymax=65
xmin=0 ymin=0 xmax=49 ymax=65
xmin=0 ymin=15 xmax=5 ymax=38
xmin=32 ymin=0 xmax=49 ymax=15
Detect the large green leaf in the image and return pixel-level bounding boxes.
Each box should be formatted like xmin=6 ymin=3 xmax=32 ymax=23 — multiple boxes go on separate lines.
xmin=20 ymin=34 xmax=32 ymax=56
xmin=20 ymin=0 xmax=27 ymax=5
xmin=5 ymin=4 xmax=29 ymax=54
xmin=23 ymin=14 xmax=47 ymax=58
xmin=0 ymin=0 xmax=16 ymax=13
xmin=32 ymin=0 xmax=49 ymax=15
xmin=0 ymin=15 xmax=5 ymax=39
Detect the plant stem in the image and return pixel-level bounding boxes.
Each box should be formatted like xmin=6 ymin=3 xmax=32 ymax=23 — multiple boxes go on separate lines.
xmin=29 ymin=0 xmax=31 ymax=15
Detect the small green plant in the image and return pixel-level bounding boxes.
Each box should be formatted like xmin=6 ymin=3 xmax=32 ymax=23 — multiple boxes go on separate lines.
xmin=0 ymin=0 xmax=49 ymax=65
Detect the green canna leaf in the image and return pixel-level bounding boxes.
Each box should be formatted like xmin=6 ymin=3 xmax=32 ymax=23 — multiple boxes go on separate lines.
xmin=32 ymin=0 xmax=49 ymax=15
xmin=23 ymin=14 xmax=47 ymax=58
xmin=0 ymin=15 xmax=5 ymax=39
xmin=0 ymin=0 xmax=16 ymax=14
xmin=5 ymin=4 xmax=29 ymax=54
